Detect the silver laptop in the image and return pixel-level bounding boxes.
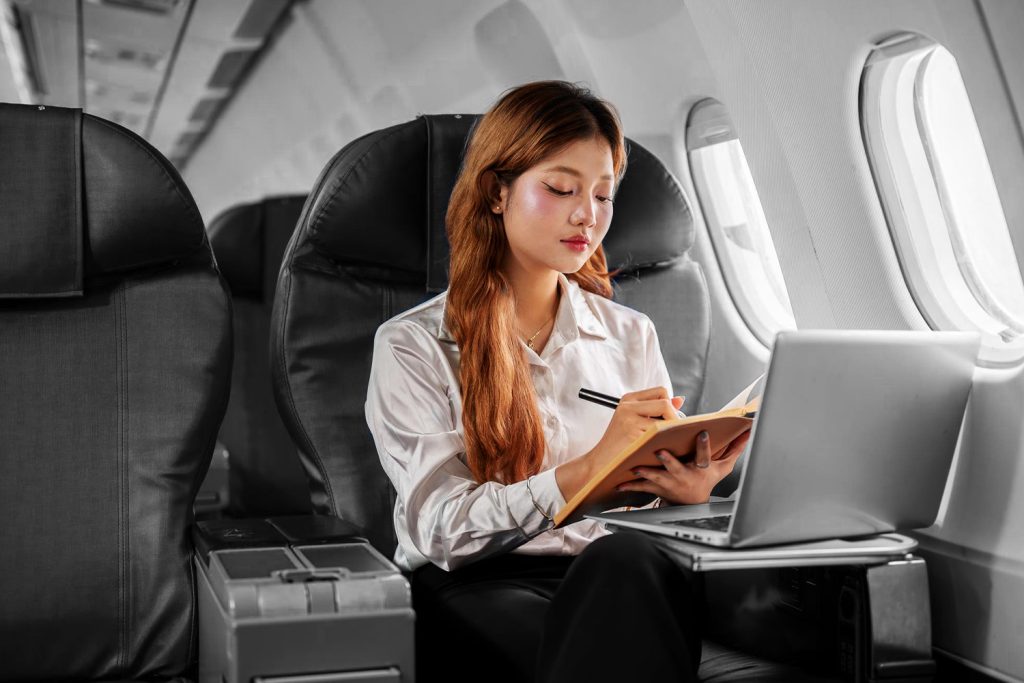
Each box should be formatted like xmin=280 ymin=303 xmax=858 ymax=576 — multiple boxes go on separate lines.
xmin=588 ymin=330 xmax=979 ymax=548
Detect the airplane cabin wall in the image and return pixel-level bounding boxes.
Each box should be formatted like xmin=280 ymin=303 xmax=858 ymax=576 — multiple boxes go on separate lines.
xmin=682 ymin=2 xmax=1024 ymax=679
xmin=182 ymin=1 xmax=1024 ymax=678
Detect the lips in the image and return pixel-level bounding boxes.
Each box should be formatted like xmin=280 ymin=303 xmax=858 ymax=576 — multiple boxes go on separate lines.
xmin=561 ymin=237 xmax=590 ymax=253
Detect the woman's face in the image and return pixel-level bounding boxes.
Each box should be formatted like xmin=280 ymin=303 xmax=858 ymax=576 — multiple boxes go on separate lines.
xmin=497 ymin=136 xmax=616 ymax=277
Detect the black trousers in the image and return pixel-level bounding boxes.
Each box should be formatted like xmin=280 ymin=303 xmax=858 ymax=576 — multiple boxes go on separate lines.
xmin=411 ymin=531 xmax=703 ymax=683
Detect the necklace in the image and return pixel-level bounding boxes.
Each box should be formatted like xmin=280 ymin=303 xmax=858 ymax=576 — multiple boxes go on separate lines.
xmin=525 ymin=315 xmax=555 ymax=350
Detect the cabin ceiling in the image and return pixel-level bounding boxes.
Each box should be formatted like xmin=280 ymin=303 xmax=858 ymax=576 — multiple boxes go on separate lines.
xmin=0 ymin=0 xmax=290 ymax=169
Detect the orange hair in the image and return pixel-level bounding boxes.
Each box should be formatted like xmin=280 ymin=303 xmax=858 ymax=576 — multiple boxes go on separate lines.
xmin=446 ymin=81 xmax=627 ymax=484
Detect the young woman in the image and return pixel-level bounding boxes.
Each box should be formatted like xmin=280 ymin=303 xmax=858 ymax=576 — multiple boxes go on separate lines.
xmin=366 ymin=80 xmax=750 ymax=683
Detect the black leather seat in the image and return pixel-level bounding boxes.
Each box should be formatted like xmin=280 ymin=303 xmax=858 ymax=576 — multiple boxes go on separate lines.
xmin=270 ymin=114 xmax=710 ymax=556
xmin=208 ymin=195 xmax=311 ymax=516
xmin=269 ymin=113 xmax=831 ymax=681
xmin=0 ymin=103 xmax=231 ymax=681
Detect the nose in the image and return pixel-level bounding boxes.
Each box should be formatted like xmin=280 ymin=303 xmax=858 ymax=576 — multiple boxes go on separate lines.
xmin=570 ymin=196 xmax=597 ymax=227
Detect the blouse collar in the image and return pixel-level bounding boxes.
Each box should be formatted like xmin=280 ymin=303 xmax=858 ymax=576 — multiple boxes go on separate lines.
xmin=436 ymin=273 xmax=609 ymax=346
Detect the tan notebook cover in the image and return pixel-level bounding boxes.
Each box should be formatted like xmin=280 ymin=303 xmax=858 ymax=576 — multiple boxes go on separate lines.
xmin=554 ymin=398 xmax=759 ymax=527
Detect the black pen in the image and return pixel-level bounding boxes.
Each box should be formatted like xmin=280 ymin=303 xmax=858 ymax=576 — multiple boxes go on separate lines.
xmin=578 ymin=387 xmax=686 ymax=419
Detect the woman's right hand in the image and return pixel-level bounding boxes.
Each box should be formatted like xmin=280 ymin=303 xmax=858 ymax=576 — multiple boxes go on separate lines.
xmin=556 ymin=386 xmax=682 ymax=500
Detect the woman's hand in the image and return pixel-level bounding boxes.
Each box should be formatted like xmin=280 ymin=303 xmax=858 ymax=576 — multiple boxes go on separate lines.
xmin=555 ymin=386 xmax=683 ymax=501
xmin=618 ymin=428 xmax=751 ymax=505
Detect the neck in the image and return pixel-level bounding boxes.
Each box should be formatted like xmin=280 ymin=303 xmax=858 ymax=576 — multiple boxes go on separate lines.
xmin=503 ymin=260 xmax=560 ymax=335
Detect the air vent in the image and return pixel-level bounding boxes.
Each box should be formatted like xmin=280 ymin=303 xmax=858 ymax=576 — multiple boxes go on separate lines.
xmin=87 ymin=0 xmax=183 ymax=15
xmin=207 ymin=49 xmax=256 ymax=89
xmin=85 ymin=39 xmax=165 ymax=71
xmin=189 ymin=96 xmax=224 ymax=123
xmin=174 ymin=130 xmax=203 ymax=154
xmin=234 ymin=0 xmax=290 ymax=40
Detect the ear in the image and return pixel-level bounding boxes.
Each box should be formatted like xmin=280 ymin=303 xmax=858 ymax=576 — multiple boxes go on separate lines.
xmin=484 ymin=171 xmax=508 ymax=214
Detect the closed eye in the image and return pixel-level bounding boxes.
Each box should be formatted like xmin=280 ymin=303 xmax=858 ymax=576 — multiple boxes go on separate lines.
xmin=542 ymin=182 xmax=572 ymax=196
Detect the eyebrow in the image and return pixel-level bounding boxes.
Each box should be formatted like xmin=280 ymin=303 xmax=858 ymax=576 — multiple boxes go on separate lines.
xmin=543 ymin=165 xmax=615 ymax=181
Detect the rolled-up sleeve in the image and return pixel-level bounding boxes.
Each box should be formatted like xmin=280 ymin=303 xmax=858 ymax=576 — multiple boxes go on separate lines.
xmin=366 ymin=321 xmax=561 ymax=571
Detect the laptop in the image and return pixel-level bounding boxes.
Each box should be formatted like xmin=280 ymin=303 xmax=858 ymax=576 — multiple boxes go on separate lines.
xmin=587 ymin=330 xmax=979 ymax=548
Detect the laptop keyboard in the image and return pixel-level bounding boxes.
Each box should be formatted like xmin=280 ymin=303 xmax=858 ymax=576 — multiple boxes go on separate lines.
xmin=665 ymin=515 xmax=732 ymax=532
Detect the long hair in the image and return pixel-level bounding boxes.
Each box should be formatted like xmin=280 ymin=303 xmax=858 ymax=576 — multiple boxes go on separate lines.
xmin=446 ymin=81 xmax=627 ymax=484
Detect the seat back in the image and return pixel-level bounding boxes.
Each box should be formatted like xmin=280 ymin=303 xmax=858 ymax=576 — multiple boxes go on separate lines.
xmin=209 ymin=195 xmax=312 ymax=516
xmin=0 ymin=104 xmax=231 ymax=680
xmin=271 ymin=115 xmax=707 ymax=556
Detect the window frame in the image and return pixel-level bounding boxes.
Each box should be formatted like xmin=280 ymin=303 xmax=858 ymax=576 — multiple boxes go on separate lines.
xmin=685 ymin=97 xmax=796 ymax=347
xmin=861 ymin=32 xmax=1024 ymax=365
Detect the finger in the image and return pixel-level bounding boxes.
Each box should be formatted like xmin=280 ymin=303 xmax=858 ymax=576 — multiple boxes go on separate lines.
xmin=630 ymin=465 xmax=671 ymax=488
xmin=694 ymin=431 xmax=711 ymax=469
xmin=620 ymin=386 xmax=670 ymax=403
xmin=714 ymin=430 xmax=751 ymax=461
xmin=713 ymin=438 xmax=748 ymax=471
xmin=623 ymin=398 xmax=678 ymax=419
xmin=617 ymin=478 xmax=666 ymax=496
xmin=672 ymin=396 xmax=686 ymax=418
xmin=655 ymin=449 xmax=687 ymax=476
xmin=711 ymin=447 xmax=744 ymax=476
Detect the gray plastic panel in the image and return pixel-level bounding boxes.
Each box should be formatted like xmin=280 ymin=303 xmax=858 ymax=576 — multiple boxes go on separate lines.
xmin=256 ymin=669 xmax=400 ymax=682
xmin=218 ymin=547 xmax=300 ymax=579
xmin=297 ymin=544 xmax=394 ymax=573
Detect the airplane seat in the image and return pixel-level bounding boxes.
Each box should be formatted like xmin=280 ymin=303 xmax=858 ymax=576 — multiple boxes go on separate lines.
xmin=0 ymin=103 xmax=231 ymax=680
xmin=270 ymin=116 xmax=472 ymax=555
xmin=269 ymin=114 xmax=712 ymax=556
xmin=269 ymin=113 xmax=831 ymax=681
xmin=207 ymin=195 xmax=312 ymax=517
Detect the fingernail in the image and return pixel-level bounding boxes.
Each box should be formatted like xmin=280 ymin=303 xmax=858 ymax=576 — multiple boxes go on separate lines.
xmin=631 ymin=469 xmax=641 ymax=476
xmin=655 ymin=452 xmax=667 ymax=461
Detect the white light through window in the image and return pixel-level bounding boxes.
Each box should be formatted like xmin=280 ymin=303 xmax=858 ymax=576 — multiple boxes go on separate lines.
xmin=686 ymin=98 xmax=795 ymax=346
xmin=862 ymin=33 xmax=1024 ymax=363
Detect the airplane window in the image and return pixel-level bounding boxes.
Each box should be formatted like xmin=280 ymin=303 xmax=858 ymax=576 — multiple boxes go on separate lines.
xmin=862 ymin=33 xmax=1024 ymax=364
xmin=686 ymin=98 xmax=796 ymax=346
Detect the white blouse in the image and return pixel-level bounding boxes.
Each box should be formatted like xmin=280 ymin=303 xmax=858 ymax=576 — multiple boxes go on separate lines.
xmin=365 ymin=274 xmax=673 ymax=571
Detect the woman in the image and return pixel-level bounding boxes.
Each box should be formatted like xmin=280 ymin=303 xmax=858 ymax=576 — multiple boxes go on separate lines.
xmin=366 ymin=80 xmax=750 ymax=683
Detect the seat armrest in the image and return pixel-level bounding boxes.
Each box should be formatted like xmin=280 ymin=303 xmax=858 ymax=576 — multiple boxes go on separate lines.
xmin=193 ymin=515 xmax=367 ymax=565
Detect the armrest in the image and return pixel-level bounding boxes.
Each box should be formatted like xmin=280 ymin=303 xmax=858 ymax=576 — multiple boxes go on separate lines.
xmin=192 ymin=514 xmax=367 ymax=565
xmin=194 ymin=517 xmax=413 ymax=683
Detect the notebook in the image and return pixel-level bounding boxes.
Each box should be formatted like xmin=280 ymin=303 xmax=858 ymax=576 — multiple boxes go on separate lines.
xmin=587 ymin=330 xmax=979 ymax=548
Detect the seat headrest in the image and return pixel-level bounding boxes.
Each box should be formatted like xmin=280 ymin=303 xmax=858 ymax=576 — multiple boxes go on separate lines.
xmin=209 ymin=194 xmax=307 ymax=300
xmin=0 ymin=103 xmax=207 ymax=299
xmin=299 ymin=113 xmax=693 ymax=291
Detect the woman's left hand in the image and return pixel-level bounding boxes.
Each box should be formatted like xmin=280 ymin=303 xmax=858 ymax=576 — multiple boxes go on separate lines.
xmin=617 ymin=428 xmax=751 ymax=505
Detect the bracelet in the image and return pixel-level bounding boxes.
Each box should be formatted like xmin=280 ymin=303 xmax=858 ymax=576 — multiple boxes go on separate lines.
xmin=525 ymin=475 xmax=555 ymax=527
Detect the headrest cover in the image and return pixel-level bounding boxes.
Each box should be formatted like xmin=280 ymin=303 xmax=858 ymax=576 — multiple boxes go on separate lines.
xmin=0 ymin=104 xmax=83 ymax=297
xmin=305 ymin=116 xmax=473 ymax=279
xmin=82 ymin=113 xmax=206 ymax=276
xmin=0 ymin=103 xmax=207 ymax=299
xmin=209 ymin=195 xmax=306 ymax=300
xmin=426 ymin=115 xmax=478 ymax=291
xmin=301 ymin=113 xmax=692 ymax=287
xmin=602 ymin=141 xmax=694 ymax=271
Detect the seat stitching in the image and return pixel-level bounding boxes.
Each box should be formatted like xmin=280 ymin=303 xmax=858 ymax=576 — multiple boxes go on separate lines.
xmin=273 ymin=269 xmax=338 ymax=514
xmin=115 ymin=281 xmax=129 ymax=671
